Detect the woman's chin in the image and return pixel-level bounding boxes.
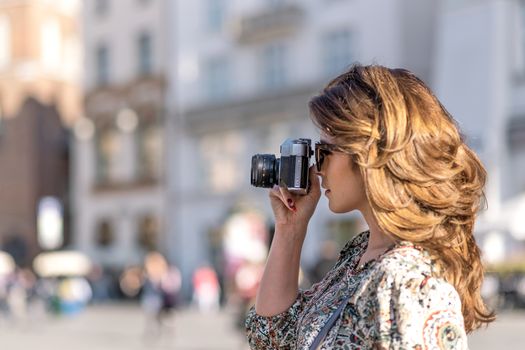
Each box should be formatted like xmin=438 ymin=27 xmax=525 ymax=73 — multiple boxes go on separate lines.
xmin=328 ymin=202 xmax=344 ymax=214
xmin=328 ymin=200 xmax=354 ymax=214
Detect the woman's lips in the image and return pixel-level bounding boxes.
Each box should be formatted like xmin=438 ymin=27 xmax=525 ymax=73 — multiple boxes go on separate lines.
xmin=325 ymin=189 xmax=331 ymax=195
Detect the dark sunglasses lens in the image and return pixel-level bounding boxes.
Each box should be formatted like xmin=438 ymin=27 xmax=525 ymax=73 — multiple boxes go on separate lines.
xmin=315 ymin=147 xmax=328 ymax=171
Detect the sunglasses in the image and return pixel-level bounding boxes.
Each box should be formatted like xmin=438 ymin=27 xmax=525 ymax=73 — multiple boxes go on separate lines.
xmin=314 ymin=142 xmax=343 ymax=171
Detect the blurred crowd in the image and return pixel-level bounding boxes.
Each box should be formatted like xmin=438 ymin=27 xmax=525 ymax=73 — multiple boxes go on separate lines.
xmin=0 ymin=268 xmax=92 ymax=325
xmin=0 ymin=247 xmax=260 ymax=334
xmin=482 ymin=271 xmax=525 ymax=311
xmin=1 ymin=245 xmax=525 ymax=334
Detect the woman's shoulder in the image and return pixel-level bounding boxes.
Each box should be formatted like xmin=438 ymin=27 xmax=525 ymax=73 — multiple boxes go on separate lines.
xmin=365 ymin=246 xmax=466 ymax=350
xmin=372 ymin=243 xmax=459 ymax=299
xmin=373 ymin=242 xmax=435 ymax=282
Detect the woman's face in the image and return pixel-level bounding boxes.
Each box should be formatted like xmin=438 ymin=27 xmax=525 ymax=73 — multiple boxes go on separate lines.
xmin=317 ymin=134 xmax=368 ymax=213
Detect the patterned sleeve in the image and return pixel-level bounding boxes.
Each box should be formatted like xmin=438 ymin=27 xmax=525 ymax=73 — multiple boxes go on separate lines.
xmin=374 ymin=270 xmax=469 ymax=350
xmin=245 ymin=291 xmax=310 ymax=350
xmin=244 ymin=232 xmax=365 ymax=349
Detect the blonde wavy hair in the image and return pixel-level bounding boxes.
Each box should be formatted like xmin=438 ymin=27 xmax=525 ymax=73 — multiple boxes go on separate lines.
xmin=309 ymin=64 xmax=495 ymax=332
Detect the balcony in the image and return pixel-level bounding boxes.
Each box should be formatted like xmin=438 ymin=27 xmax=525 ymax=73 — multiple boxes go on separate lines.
xmin=234 ymin=3 xmax=305 ymax=45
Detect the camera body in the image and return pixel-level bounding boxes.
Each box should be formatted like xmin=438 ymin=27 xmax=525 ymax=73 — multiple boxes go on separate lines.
xmin=251 ymin=138 xmax=313 ymax=195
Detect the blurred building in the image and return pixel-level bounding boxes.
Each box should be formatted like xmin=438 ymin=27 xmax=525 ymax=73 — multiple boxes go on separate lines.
xmin=168 ymin=0 xmax=440 ymax=292
xmin=0 ymin=0 xmax=82 ymax=265
xmin=434 ymin=0 xmax=525 ymax=264
xmin=73 ymin=0 xmax=525 ymax=294
xmin=73 ymin=0 xmax=169 ymax=269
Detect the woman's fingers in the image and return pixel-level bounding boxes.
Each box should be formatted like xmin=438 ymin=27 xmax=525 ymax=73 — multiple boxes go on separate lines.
xmin=269 ymin=185 xmax=296 ymax=212
xmin=270 ymin=167 xmax=320 ymax=213
xmin=269 ymin=186 xmax=281 ymax=199
xmin=278 ymin=184 xmax=296 ymax=211
xmin=267 ymin=166 xmax=321 ymax=227
xmin=269 ymin=185 xmax=286 ymax=204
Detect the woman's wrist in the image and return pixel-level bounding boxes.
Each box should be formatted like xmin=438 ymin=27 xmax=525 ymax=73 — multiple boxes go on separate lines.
xmin=274 ymin=222 xmax=308 ymax=243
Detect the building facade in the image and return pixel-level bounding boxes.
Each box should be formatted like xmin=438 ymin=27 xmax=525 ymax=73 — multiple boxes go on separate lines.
xmin=74 ymin=0 xmax=525 ymax=296
xmin=434 ymin=0 xmax=525 ymax=263
xmin=73 ymin=0 xmax=169 ymax=270
xmin=167 ymin=0 xmax=440 ymax=294
xmin=0 ymin=0 xmax=81 ymax=265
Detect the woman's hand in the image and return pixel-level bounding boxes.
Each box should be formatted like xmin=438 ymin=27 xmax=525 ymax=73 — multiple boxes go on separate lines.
xmin=269 ymin=166 xmax=321 ymax=229
xmin=254 ymin=166 xmax=320 ymax=316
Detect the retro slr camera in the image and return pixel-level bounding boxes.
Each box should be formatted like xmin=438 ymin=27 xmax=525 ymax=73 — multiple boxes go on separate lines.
xmin=250 ymin=138 xmax=313 ymax=195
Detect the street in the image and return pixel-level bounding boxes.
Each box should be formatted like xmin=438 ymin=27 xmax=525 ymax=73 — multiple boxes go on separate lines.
xmin=0 ymin=303 xmax=248 ymax=350
xmin=468 ymin=310 xmax=525 ymax=349
xmin=0 ymin=303 xmax=523 ymax=349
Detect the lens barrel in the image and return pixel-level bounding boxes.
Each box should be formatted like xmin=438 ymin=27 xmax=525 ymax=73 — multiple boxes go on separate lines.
xmin=251 ymin=154 xmax=279 ymax=188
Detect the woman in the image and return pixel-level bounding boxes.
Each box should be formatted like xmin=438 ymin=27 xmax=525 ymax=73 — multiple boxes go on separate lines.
xmin=245 ymin=64 xmax=495 ymax=349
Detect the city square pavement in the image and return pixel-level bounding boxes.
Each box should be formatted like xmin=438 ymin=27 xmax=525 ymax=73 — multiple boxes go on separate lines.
xmin=0 ymin=303 xmax=249 ymax=350
xmin=0 ymin=303 xmax=524 ymax=349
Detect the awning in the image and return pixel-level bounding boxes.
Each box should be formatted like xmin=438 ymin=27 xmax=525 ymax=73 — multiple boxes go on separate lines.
xmin=33 ymin=251 xmax=92 ymax=277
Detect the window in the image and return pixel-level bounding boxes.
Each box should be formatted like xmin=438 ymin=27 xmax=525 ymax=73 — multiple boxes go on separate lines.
xmin=0 ymin=15 xmax=10 ymax=67
xmin=206 ymin=0 xmax=225 ymax=33
xmin=322 ymin=29 xmax=354 ymax=77
xmin=95 ymin=0 xmax=110 ymax=16
xmin=95 ymin=220 xmax=114 ymax=247
xmin=137 ymin=122 xmax=162 ymax=180
xmin=137 ymin=215 xmax=159 ymax=251
xmin=261 ymin=43 xmax=287 ymax=90
xmin=203 ymin=56 xmax=230 ymax=101
xmin=96 ymin=44 xmax=110 ymax=85
xmin=199 ymin=131 xmax=243 ymax=193
xmin=137 ymin=32 xmax=153 ymax=75
xmin=96 ymin=127 xmax=123 ymax=183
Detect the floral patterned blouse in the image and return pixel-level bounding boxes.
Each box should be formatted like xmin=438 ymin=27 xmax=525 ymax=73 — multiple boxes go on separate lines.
xmin=245 ymin=230 xmax=468 ymax=350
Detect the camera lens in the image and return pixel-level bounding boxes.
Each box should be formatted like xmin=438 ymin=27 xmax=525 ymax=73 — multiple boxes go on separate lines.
xmin=251 ymin=154 xmax=279 ymax=188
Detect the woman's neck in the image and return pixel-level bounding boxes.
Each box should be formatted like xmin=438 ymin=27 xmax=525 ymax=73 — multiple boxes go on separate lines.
xmin=361 ymin=206 xmax=395 ymax=251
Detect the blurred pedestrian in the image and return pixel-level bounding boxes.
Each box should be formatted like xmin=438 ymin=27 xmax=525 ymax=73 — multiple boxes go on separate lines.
xmin=6 ymin=269 xmax=28 ymax=324
xmin=87 ymin=264 xmax=113 ymax=303
xmin=0 ymin=274 xmax=8 ymax=323
xmin=56 ymin=276 xmax=92 ymax=315
xmin=481 ymin=272 xmax=500 ymax=311
xmin=234 ymin=261 xmax=263 ymax=328
xmin=141 ymin=252 xmax=180 ymax=337
xmin=159 ymin=265 xmax=181 ymax=316
xmin=192 ymin=264 xmax=220 ymax=312
xmin=246 ymin=64 xmax=495 ymax=349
